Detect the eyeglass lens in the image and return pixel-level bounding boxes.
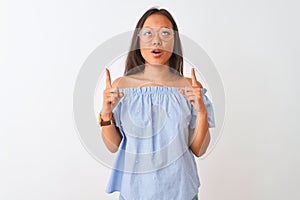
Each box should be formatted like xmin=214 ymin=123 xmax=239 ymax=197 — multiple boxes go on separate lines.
xmin=139 ymin=27 xmax=174 ymax=42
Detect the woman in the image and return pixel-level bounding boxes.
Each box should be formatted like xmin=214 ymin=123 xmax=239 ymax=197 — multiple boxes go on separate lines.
xmin=99 ymin=7 xmax=215 ymax=200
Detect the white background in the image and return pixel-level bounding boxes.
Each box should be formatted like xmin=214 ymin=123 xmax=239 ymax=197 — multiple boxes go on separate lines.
xmin=1 ymin=0 xmax=300 ymax=200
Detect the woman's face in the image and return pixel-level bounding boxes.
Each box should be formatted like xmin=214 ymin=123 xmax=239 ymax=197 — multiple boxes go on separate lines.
xmin=139 ymin=14 xmax=174 ymax=66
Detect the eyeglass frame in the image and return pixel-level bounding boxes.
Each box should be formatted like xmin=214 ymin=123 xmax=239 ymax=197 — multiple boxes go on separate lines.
xmin=137 ymin=27 xmax=175 ymax=43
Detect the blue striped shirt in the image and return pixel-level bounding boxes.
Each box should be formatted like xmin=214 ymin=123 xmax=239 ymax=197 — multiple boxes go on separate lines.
xmin=105 ymin=86 xmax=215 ymax=200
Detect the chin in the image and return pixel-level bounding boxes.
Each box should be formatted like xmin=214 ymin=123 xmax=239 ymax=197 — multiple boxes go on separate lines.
xmin=145 ymin=56 xmax=171 ymax=66
xmin=146 ymin=60 xmax=169 ymax=66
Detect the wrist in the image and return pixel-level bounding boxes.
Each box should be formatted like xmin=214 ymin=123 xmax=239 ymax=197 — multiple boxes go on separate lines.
xmin=100 ymin=112 xmax=113 ymax=121
xmin=99 ymin=112 xmax=115 ymax=127
xmin=196 ymin=110 xmax=207 ymax=118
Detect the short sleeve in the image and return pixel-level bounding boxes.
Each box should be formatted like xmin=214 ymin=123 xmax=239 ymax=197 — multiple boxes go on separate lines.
xmin=189 ymin=88 xmax=216 ymax=129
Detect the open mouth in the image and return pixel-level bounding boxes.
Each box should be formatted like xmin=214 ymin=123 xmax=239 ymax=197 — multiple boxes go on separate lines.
xmin=151 ymin=49 xmax=162 ymax=57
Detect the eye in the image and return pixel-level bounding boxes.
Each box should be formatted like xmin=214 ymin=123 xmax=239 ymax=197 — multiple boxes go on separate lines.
xmin=161 ymin=31 xmax=171 ymax=36
xmin=160 ymin=28 xmax=173 ymax=37
xmin=161 ymin=31 xmax=170 ymax=35
xmin=143 ymin=31 xmax=152 ymax=36
xmin=140 ymin=28 xmax=153 ymax=37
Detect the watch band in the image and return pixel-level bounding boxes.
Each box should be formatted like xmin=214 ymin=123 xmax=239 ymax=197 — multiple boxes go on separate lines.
xmin=99 ymin=112 xmax=115 ymax=127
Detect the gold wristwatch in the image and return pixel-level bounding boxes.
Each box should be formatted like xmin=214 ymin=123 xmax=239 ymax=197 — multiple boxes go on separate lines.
xmin=99 ymin=112 xmax=115 ymax=127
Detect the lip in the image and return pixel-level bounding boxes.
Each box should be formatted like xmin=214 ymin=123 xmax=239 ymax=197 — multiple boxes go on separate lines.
xmin=151 ymin=48 xmax=163 ymax=58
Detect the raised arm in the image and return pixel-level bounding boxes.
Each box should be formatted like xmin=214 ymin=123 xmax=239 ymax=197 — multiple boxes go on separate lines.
xmin=99 ymin=68 xmax=123 ymax=153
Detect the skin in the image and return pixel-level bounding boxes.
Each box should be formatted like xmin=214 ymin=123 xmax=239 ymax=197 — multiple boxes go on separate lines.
xmin=100 ymin=14 xmax=211 ymax=157
xmin=139 ymin=14 xmax=174 ymax=66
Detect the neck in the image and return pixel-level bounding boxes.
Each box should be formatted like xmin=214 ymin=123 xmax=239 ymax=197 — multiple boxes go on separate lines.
xmin=143 ymin=63 xmax=173 ymax=81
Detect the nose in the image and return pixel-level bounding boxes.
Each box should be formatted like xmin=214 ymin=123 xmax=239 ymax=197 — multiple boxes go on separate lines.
xmin=152 ymin=32 xmax=162 ymax=46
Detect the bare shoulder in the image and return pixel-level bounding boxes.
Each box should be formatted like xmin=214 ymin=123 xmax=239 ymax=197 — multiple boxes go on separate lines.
xmin=111 ymin=75 xmax=139 ymax=88
xmin=184 ymin=77 xmax=203 ymax=88
xmin=111 ymin=77 xmax=123 ymax=88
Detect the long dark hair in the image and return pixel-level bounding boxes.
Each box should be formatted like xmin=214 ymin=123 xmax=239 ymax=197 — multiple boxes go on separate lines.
xmin=124 ymin=7 xmax=183 ymax=76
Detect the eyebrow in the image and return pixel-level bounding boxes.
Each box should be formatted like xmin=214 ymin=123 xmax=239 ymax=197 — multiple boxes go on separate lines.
xmin=143 ymin=26 xmax=172 ymax=29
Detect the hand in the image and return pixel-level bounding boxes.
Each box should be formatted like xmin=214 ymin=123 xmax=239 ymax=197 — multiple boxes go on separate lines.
xmin=101 ymin=68 xmax=124 ymax=115
xmin=179 ymin=68 xmax=206 ymax=114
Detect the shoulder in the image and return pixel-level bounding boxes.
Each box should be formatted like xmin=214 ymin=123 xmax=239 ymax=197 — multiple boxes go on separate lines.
xmin=184 ymin=77 xmax=203 ymax=88
xmin=111 ymin=73 xmax=144 ymax=88
xmin=111 ymin=75 xmax=137 ymax=88
xmin=111 ymin=77 xmax=123 ymax=88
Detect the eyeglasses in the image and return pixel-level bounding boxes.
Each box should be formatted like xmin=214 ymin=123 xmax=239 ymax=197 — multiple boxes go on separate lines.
xmin=138 ymin=27 xmax=174 ymax=42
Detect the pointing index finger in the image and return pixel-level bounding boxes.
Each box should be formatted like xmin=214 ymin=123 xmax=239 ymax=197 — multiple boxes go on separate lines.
xmin=191 ymin=68 xmax=198 ymax=87
xmin=106 ymin=68 xmax=112 ymax=88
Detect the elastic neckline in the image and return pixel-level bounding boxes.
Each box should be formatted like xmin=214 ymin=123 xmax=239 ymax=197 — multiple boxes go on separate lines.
xmin=119 ymin=85 xmax=180 ymax=89
xmin=118 ymin=86 xmax=181 ymax=94
xmin=118 ymin=86 xmax=207 ymax=93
